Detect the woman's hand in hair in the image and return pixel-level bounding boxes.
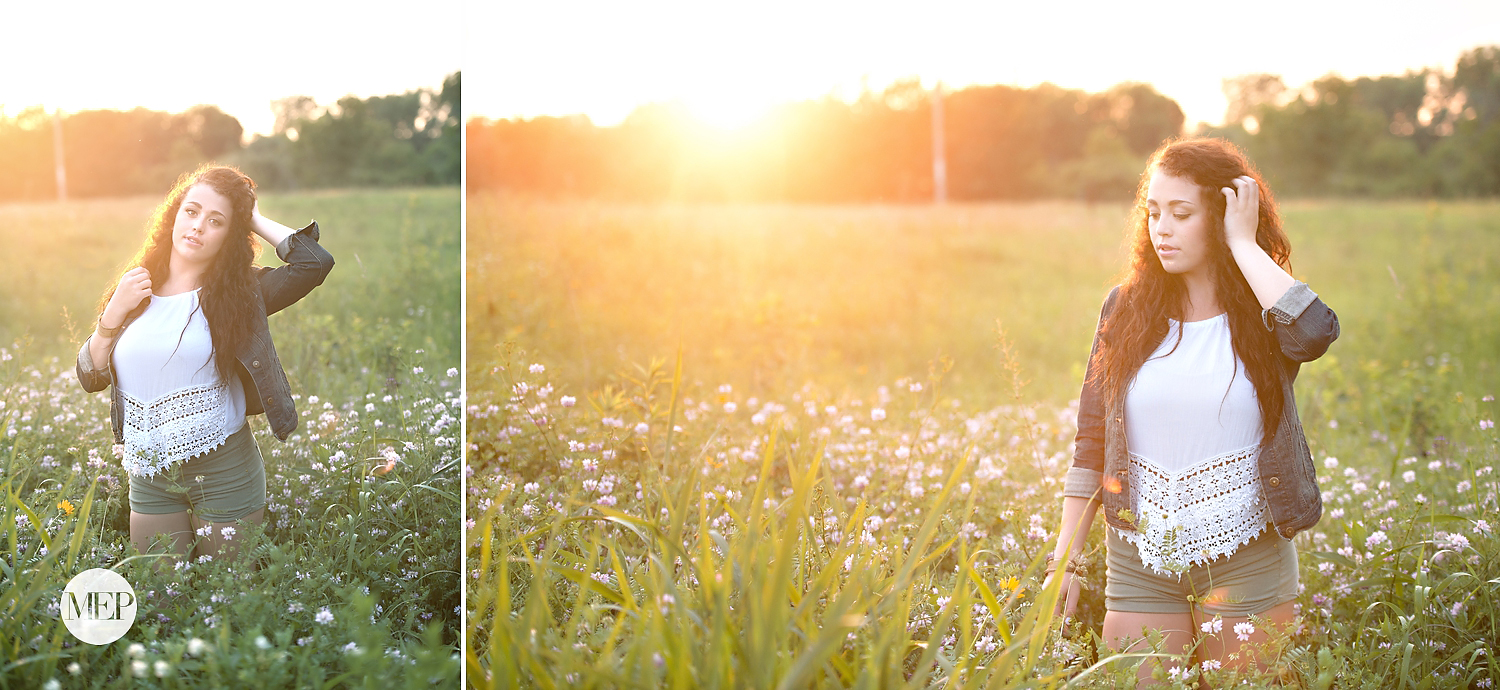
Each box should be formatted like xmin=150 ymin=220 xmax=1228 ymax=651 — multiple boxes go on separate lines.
xmin=248 ymin=199 xmax=296 ymax=248
xmin=1221 ymin=175 xmax=1261 ymax=249
xmin=101 ymin=267 xmax=152 ymax=331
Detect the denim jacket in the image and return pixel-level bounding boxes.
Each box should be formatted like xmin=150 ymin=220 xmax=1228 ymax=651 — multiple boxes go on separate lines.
xmin=76 ymin=221 xmax=335 ymax=443
xmin=1064 ymin=281 xmax=1340 ymax=539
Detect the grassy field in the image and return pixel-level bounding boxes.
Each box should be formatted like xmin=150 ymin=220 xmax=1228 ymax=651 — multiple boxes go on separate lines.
xmin=467 ymin=195 xmax=1500 ymax=687
xmin=1 ymin=187 xmax=460 ymax=687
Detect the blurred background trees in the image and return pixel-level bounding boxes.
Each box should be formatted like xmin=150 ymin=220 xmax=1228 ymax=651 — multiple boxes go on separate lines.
xmin=472 ymin=45 xmax=1500 ymax=202
xmin=0 ymin=72 xmax=460 ymax=202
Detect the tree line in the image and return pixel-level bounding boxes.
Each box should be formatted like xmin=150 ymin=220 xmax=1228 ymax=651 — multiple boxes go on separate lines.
xmin=470 ymin=46 xmax=1500 ymax=201
xmin=0 ymin=72 xmax=460 ymax=203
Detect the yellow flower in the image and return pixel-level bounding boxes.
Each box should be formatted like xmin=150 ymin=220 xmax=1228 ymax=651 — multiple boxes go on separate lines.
xmin=57 ymin=500 xmax=76 ymax=516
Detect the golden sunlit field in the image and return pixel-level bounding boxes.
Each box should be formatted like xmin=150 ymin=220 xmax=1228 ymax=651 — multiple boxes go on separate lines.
xmin=468 ymin=196 xmax=1500 ymax=687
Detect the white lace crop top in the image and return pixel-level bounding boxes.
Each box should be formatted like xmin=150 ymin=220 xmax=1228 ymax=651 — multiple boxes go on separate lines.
xmin=112 ymin=288 xmax=246 ymax=477
xmin=1119 ymin=313 xmax=1268 ymax=576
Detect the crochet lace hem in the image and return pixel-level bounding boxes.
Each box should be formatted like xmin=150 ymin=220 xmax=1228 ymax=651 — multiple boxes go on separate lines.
xmin=120 ymin=381 xmax=231 ymax=478
xmin=1116 ymin=444 xmax=1269 ymax=577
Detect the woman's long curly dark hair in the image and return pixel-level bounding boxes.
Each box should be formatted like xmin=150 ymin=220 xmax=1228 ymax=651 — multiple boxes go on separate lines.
xmin=1091 ymin=138 xmax=1292 ymax=445
xmin=99 ymin=165 xmax=261 ymax=381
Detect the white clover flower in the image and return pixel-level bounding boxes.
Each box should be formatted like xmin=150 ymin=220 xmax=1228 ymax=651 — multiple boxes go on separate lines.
xmin=154 ymin=660 xmax=170 ymax=678
xmin=1324 ymin=457 xmax=1339 ymax=469
xmin=127 ymin=643 xmax=146 ymax=658
xmin=255 ymin=635 xmax=271 ymax=650
xmin=316 ymin=608 xmax=334 ymax=625
xmin=1403 ymin=470 xmax=1416 ymax=483
xmin=67 ymin=662 xmax=81 ymax=675
xmin=447 ymin=368 xmax=459 ymax=378
xmin=131 ymin=660 xmax=148 ymax=678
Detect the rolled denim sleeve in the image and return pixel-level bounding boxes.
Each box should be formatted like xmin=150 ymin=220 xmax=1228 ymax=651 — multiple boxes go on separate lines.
xmin=76 ymin=336 xmax=112 ymax=393
xmin=1261 ymin=281 xmax=1339 ymax=362
xmin=260 ymin=221 xmax=335 ymax=316
xmin=1065 ymin=288 xmax=1118 ymax=499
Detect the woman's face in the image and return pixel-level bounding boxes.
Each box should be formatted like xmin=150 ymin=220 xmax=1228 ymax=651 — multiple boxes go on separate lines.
xmin=1145 ymin=170 xmax=1214 ymax=280
xmin=172 ymin=183 xmax=235 ymax=269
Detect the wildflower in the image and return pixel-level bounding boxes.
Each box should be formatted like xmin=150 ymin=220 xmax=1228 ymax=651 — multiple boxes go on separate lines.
xmin=1366 ymin=531 xmax=1389 ymax=549
xmin=255 ymin=635 xmax=271 ymax=650
xmin=154 ymin=660 xmax=169 ymax=677
xmin=1475 ymin=520 xmax=1492 ymax=535
xmin=1234 ymin=621 xmax=1255 ymax=641
xmin=634 ymin=422 xmax=650 ymax=435
xmin=412 ymin=366 xmax=424 ymax=374
xmin=446 ymin=368 xmax=459 ymax=377
xmin=43 ymin=680 xmax=60 ymax=690
xmin=723 ymin=402 xmax=737 ymax=414
xmin=529 ymin=363 xmax=545 ymax=374
xmin=560 ymin=395 xmax=576 ymax=407
xmin=132 ymin=660 xmax=148 ymax=678
xmin=1402 ymin=470 xmax=1416 ymax=483
xmin=1443 ymin=532 xmax=1471 ymax=551
xmin=127 ymin=643 xmax=146 ymax=658
xmin=196 ymin=524 xmax=213 ymax=537
xmin=56 ymin=500 xmax=75 ymax=516
xmin=1452 ymin=601 xmax=1465 ymax=616
xmin=1324 ymin=457 xmax=1338 ymax=469
xmin=67 ymin=663 xmax=81 ymax=675
xmin=1200 ymin=617 xmax=1223 ymax=634
xmin=1481 ymin=420 xmax=1495 ymax=431
xmin=315 ymin=607 xmax=334 ymax=625
xmin=1201 ymin=659 xmax=1222 ymax=671
xmin=343 ymin=642 xmax=363 ymax=655
xmin=871 ymin=408 xmax=886 ymax=421
xmin=219 ymin=526 xmax=235 ymax=541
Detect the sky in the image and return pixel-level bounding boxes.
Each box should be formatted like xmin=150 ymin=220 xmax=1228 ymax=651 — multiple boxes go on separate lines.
xmin=0 ymin=1 xmax=461 ymax=138
xmin=469 ymin=0 xmax=1500 ymax=130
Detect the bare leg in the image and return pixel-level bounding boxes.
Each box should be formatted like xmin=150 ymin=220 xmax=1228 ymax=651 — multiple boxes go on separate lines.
xmin=1197 ymin=600 xmax=1297 ymax=677
xmin=130 ymin=510 xmax=195 ymax=574
xmin=191 ymin=508 xmax=265 ymax=564
xmin=1103 ymin=610 xmax=1197 ymax=686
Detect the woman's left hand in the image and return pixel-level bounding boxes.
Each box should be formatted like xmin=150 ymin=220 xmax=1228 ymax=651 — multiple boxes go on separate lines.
xmin=1221 ymin=175 xmax=1260 ymax=247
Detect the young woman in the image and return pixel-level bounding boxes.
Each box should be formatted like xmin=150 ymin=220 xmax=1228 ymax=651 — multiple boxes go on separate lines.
xmin=1047 ymin=138 xmax=1338 ymax=680
xmin=77 ymin=165 xmax=334 ymax=570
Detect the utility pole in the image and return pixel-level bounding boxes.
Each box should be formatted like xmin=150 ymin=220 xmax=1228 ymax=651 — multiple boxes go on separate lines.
xmin=52 ymin=109 xmax=68 ymax=202
xmin=931 ymin=82 xmax=947 ymax=204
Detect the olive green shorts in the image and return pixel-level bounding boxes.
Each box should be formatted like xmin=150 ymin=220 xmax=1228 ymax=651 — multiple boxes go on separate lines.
xmin=127 ymin=423 xmax=266 ymax=522
xmin=1105 ymin=526 xmax=1299 ymax=616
